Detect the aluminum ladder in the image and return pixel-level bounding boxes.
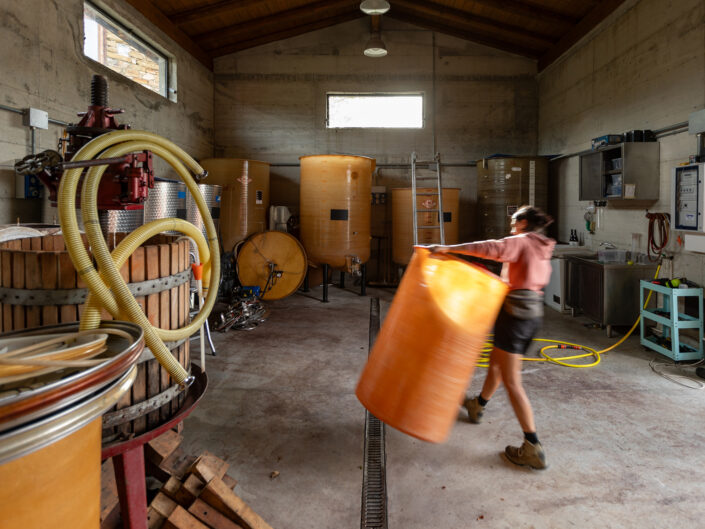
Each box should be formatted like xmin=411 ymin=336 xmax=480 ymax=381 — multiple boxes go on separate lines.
xmin=410 ymin=151 xmax=445 ymax=246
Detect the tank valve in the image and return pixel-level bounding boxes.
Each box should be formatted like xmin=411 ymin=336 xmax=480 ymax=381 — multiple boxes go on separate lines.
xmin=346 ymin=255 xmax=362 ymax=275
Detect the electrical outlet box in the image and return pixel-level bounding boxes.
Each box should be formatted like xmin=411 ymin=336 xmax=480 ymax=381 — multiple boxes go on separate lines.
xmin=689 ymin=109 xmax=705 ymax=135
xmin=684 ymin=234 xmax=705 ymax=253
xmin=23 ymin=108 xmax=48 ymax=130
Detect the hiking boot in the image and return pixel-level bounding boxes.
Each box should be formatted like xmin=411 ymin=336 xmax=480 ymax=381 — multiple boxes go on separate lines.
xmin=463 ymin=396 xmax=485 ymax=424
xmin=504 ymin=440 xmax=547 ymax=470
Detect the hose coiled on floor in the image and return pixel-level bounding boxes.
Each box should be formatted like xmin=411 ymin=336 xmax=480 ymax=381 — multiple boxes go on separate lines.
xmin=58 ymin=130 xmax=220 ymax=387
xmin=476 ymin=264 xmax=662 ymax=369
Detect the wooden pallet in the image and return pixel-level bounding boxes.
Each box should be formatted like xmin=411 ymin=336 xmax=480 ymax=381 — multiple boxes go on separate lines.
xmin=101 ymin=431 xmax=273 ymax=529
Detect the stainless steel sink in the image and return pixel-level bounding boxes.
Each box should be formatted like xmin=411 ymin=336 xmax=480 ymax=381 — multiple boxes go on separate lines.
xmin=567 ymin=255 xmax=659 ymax=336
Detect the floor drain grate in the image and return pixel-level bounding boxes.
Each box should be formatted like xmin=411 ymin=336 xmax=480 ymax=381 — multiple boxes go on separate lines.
xmin=361 ymin=298 xmax=387 ymax=529
xmin=362 ymin=412 xmax=387 ymax=528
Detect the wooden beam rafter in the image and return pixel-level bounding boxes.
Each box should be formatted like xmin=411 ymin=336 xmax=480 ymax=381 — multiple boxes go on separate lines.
xmin=464 ymin=0 xmax=581 ymax=27
xmin=209 ymin=11 xmax=364 ymax=56
xmin=168 ymin=0 xmax=267 ymax=26
xmin=194 ymin=0 xmax=358 ymax=50
xmin=388 ymin=10 xmax=540 ymax=59
xmin=538 ymin=0 xmax=628 ymax=71
xmin=393 ymin=0 xmax=557 ymax=47
xmin=122 ymin=0 xmax=212 ymax=69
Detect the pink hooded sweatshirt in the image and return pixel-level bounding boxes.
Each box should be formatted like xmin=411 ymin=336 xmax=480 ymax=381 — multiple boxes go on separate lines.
xmin=460 ymin=232 xmax=556 ymax=292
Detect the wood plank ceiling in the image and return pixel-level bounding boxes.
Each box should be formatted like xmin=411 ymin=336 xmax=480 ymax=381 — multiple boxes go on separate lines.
xmin=124 ymin=0 xmax=627 ymax=71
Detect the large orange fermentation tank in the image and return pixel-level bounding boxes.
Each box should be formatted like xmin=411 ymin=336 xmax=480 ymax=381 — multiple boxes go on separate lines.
xmin=299 ymin=155 xmax=374 ymax=272
xmin=200 ymin=158 xmax=270 ymax=252
xmin=392 ymin=187 xmax=460 ymax=265
xmin=356 ymin=247 xmax=508 ymax=443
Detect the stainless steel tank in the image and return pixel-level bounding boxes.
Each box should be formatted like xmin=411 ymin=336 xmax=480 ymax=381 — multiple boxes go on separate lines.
xmin=187 ymin=184 xmax=222 ymax=240
xmin=144 ymin=180 xmax=187 ymax=234
xmin=45 ymin=196 xmax=143 ymax=233
xmin=98 ymin=209 xmax=144 ymax=234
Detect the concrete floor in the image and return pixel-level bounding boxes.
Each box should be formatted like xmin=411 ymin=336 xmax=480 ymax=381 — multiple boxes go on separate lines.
xmin=182 ymin=285 xmax=705 ymax=529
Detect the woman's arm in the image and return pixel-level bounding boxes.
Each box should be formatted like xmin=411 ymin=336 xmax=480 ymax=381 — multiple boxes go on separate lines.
xmin=428 ymin=238 xmax=523 ymax=262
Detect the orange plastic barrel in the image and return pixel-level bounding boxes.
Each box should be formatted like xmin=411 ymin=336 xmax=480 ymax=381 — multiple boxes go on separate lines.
xmin=0 ymin=322 xmax=143 ymax=529
xmin=356 ymin=247 xmax=508 ymax=443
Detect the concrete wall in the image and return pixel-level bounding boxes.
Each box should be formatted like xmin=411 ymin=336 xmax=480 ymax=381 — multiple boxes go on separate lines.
xmin=538 ymin=0 xmax=705 ymax=282
xmin=213 ymin=17 xmax=538 ymax=254
xmin=0 ymin=0 xmax=214 ymax=224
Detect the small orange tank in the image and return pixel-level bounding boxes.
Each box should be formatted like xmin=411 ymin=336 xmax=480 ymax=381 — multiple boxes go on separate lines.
xmin=356 ymin=247 xmax=508 ymax=443
xmin=392 ymin=187 xmax=460 ymax=265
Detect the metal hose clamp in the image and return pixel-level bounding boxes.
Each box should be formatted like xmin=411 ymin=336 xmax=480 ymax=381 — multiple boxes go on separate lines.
xmin=178 ymin=375 xmax=196 ymax=391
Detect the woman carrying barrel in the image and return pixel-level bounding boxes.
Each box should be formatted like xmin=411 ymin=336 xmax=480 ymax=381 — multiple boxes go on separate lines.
xmin=429 ymin=205 xmax=555 ymax=470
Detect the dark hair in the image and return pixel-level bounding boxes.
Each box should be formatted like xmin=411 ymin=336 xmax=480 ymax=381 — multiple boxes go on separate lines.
xmin=512 ymin=205 xmax=553 ymax=233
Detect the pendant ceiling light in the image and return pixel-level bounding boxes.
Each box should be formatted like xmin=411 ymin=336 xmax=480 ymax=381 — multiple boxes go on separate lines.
xmin=360 ymin=0 xmax=390 ymax=15
xmin=364 ymin=33 xmax=387 ymax=57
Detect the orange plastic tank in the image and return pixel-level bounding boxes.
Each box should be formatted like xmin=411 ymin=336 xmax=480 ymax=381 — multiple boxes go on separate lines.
xmin=200 ymin=158 xmax=270 ymax=252
xmin=299 ymin=155 xmax=374 ymax=271
xmin=392 ymin=187 xmax=460 ymax=265
xmin=0 ymin=322 xmax=143 ymax=528
xmin=356 ymin=247 xmax=508 ymax=443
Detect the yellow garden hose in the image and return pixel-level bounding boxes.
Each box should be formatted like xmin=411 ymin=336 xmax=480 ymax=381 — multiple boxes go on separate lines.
xmin=476 ymin=264 xmax=662 ymax=369
xmin=58 ymin=130 xmax=220 ymax=387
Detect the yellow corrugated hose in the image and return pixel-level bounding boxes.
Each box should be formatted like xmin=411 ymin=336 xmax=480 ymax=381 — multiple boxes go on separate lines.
xmin=58 ymin=130 xmax=220 ymax=387
xmin=476 ymin=264 xmax=661 ymax=369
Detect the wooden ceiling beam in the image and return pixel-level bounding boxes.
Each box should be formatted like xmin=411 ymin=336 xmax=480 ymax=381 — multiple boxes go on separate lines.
xmin=388 ymin=11 xmax=540 ymax=59
xmin=209 ymin=11 xmax=364 ymax=56
xmin=538 ymin=0 xmax=628 ymax=71
xmin=125 ymin=0 xmax=213 ymax=70
xmin=464 ymin=0 xmax=581 ymax=26
xmin=169 ymin=0 xmax=266 ymax=26
xmin=194 ymin=0 xmax=358 ymax=50
xmin=393 ymin=0 xmax=557 ymax=46
xmin=122 ymin=0 xmax=213 ymax=68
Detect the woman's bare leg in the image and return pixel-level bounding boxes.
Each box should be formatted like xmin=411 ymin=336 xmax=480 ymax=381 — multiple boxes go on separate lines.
xmin=478 ymin=347 xmax=503 ymax=400
xmin=495 ymin=347 xmax=536 ymax=432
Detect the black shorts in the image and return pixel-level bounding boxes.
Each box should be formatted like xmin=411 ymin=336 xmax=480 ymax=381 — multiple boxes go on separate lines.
xmin=493 ymin=307 xmax=542 ymax=355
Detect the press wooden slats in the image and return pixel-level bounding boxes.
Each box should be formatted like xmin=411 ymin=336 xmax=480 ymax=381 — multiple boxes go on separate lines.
xmin=24 ymin=252 xmax=41 ymax=329
xmin=159 ymin=242 xmax=173 ymax=424
xmin=40 ymin=251 xmax=59 ymax=326
xmin=131 ymin=246 xmax=148 ymax=434
xmin=58 ymin=252 xmax=77 ymax=323
xmin=0 ymin=233 xmax=192 ymax=441
xmin=147 ymin=244 xmax=162 ymax=430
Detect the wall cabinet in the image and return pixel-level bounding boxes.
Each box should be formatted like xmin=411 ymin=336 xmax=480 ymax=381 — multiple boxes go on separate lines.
xmin=579 ymin=143 xmax=660 ymax=202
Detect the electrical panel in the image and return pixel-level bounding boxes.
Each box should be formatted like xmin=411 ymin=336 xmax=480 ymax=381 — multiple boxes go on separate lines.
xmin=15 ymin=170 xmax=43 ymax=199
xmin=672 ymin=163 xmax=705 ymax=231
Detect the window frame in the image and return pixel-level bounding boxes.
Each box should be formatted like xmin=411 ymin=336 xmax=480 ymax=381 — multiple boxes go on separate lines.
xmin=83 ymin=1 xmax=176 ymax=101
xmin=326 ymin=92 xmax=425 ymax=129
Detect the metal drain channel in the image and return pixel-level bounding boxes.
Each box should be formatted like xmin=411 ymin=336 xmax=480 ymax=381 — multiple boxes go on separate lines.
xmin=361 ymin=297 xmax=388 ymax=529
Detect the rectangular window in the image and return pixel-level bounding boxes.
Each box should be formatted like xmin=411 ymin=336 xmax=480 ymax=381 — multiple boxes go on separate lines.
xmin=83 ymin=2 xmax=169 ymax=98
xmin=327 ymin=93 xmax=424 ymax=128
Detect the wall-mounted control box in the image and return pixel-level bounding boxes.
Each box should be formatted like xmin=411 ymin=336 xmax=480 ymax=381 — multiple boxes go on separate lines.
xmin=672 ymin=164 xmax=705 ymax=231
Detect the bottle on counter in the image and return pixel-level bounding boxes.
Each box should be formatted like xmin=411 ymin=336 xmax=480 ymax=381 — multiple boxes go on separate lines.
xmin=569 ymin=229 xmax=579 ymax=246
